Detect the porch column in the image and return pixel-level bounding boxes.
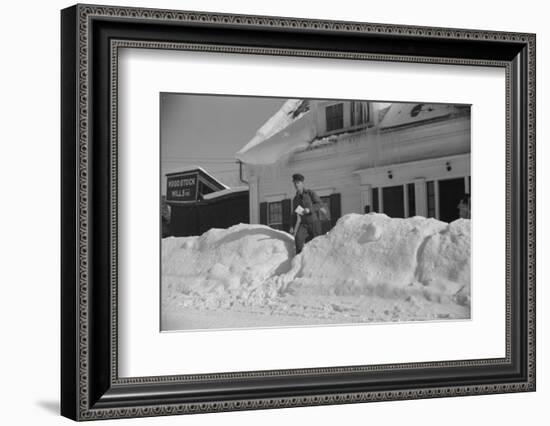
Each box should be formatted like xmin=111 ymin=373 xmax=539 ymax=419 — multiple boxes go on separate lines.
xmin=414 ymin=178 xmax=427 ymax=217
xmin=360 ymin=184 xmax=372 ymax=213
xmin=248 ymin=176 xmax=260 ymax=224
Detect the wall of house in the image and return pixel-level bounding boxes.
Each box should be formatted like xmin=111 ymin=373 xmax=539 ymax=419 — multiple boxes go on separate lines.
xmin=246 ymin=109 xmax=470 ymax=225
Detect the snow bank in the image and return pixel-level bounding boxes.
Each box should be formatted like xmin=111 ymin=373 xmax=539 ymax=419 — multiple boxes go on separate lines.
xmin=272 ymin=214 xmax=470 ymax=305
xmin=162 ymin=214 xmax=470 ymax=311
xmin=162 ymin=224 xmax=295 ymax=308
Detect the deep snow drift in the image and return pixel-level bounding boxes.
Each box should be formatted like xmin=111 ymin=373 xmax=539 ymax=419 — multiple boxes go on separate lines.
xmin=161 ymin=213 xmax=470 ymax=330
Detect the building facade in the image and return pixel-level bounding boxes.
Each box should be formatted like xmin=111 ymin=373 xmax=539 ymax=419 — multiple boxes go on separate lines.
xmin=165 ymin=166 xmax=249 ymax=237
xmin=238 ymin=99 xmax=471 ymax=232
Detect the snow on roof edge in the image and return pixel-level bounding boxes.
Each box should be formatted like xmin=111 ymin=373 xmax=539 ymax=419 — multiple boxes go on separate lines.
xmin=164 ymin=165 xmax=230 ymax=189
xmin=236 ymin=99 xmax=307 ymax=156
xmin=202 ymin=186 xmax=249 ymax=200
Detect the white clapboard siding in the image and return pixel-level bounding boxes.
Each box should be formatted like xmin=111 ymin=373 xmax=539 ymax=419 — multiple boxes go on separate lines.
xmin=245 ymin=109 xmax=470 ymax=224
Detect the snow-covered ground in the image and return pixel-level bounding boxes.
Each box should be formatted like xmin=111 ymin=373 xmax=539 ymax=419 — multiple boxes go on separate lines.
xmin=161 ymin=213 xmax=470 ymax=331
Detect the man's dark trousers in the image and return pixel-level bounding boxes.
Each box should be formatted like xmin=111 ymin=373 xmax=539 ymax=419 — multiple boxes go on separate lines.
xmin=295 ymin=221 xmax=321 ymax=254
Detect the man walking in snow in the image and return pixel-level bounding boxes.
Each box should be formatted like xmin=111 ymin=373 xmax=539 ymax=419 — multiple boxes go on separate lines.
xmin=289 ymin=173 xmax=322 ymax=254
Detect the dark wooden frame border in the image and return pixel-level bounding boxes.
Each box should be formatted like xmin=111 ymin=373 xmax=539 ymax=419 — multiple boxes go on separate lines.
xmin=61 ymin=3 xmax=536 ymax=421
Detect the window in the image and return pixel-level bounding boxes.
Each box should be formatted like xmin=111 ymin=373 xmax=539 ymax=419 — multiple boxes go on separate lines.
xmin=325 ymin=103 xmax=344 ymax=132
xmin=350 ymin=101 xmax=369 ymax=127
xmin=268 ymin=201 xmax=283 ymax=230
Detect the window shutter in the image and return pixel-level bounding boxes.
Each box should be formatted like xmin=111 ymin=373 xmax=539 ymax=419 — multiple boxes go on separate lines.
xmin=329 ymin=193 xmax=341 ymax=226
xmin=281 ymin=199 xmax=291 ymax=232
xmin=259 ymin=202 xmax=268 ymax=225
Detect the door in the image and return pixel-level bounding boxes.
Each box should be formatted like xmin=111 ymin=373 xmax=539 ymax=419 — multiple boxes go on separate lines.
xmin=438 ymin=177 xmax=466 ymax=223
xmin=382 ymin=185 xmax=405 ymax=218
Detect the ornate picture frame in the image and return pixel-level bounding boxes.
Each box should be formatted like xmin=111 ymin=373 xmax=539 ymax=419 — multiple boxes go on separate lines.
xmin=61 ymin=4 xmax=535 ymax=421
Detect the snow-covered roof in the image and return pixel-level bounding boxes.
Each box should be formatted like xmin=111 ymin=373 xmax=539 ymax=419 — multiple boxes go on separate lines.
xmin=235 ymin=100 xmax=313 ymax=165
xmin=236 ymin=100 xmax=468 ymax=165
xmin=165 ymin=165 xmax=230 ymax=189
xmin=202 ymin=186 xmax=249 ymax=200
xmin=237 ymin=100 xmax=309 ymax=155
xmin=379 ymin=103 xmax=464 ymax=129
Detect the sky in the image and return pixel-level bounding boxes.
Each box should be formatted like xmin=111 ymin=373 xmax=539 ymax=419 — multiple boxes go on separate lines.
xmin=160 ymin=93 xmax=286 ymax=193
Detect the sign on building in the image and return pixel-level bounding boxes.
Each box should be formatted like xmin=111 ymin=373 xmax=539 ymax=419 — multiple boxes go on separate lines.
xmin=166 ymin=172 xmax=199 ymax=202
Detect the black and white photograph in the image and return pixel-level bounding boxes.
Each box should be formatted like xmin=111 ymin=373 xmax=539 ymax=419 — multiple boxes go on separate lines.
xmin=54 ymin=1 xmax=536 ymax=422
xmin=160 ymin=94 xmax=472 ymax=331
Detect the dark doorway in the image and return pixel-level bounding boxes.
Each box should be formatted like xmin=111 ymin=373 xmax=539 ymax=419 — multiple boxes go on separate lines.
xmin=438 ymin=178 xmax=466 ymax=223
xmin=382 ymin=185 xmax=405 ymax=218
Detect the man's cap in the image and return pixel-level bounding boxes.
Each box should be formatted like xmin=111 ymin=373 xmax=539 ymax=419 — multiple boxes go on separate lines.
xmin=292 ymin=173 xmax=305 ymax=182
